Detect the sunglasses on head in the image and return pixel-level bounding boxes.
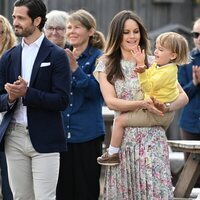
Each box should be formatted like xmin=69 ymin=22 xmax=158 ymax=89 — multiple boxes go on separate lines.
xmin=191 ymin=31 xmax=200 ymax=38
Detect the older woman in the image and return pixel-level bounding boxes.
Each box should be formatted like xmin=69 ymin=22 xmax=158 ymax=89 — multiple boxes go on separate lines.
xmin=56 ymin=9 xmax=105 ymax=200
xmin=44 ymin=10 xmax=69 ymax=48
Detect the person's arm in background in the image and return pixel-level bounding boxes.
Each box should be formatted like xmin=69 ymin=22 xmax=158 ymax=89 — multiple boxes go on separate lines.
xmin=178 ymin=63 xmax=200 ymax=99
xmin=168 ymin=83 xmax=189 ymax=111
xmin=192 ymin=65 xmax=200 ymax=86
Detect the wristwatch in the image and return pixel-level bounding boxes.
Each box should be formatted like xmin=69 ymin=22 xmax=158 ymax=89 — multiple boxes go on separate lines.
xmin=165 ymin=102 xmax=171 ymax=112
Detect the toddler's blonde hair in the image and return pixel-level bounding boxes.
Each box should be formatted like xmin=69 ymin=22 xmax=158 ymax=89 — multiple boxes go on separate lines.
xmin=156 ymin=32 xmax=189 ymax=64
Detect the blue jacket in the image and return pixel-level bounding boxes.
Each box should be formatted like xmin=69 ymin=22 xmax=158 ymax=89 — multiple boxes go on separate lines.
xmin=0 ymin=37 xmax=71 ymax=152
xmin=62 ymin=45 xmax=105 ymax=143
xmin=178 ymin=48 xmax=200 ymax=134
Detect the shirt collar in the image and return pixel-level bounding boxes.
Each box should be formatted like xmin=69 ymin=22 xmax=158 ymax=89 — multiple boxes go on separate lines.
xmin=79 ymin=45 xmax=94 ymax=58
xmin=84 ymin=45 xmax=93 ymax=56
xmin=191 ymin=48 xmax=200 ymax=57
xmin=21 ymin=33 xmax=45 ymax=48
xmin=68 ymin=44 xmax=94 ymax=58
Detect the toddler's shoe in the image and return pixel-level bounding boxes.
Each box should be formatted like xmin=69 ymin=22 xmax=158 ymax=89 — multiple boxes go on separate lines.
xmin=97 ymin=151 xmax=119 ymax=166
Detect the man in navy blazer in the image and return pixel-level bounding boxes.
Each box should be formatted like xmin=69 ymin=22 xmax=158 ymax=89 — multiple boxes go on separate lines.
xmin=0 ymin=0 xmax=71 ymax=199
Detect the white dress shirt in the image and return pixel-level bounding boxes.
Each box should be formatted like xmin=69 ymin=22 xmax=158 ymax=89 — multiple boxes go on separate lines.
xmin=12 ymin=33 xmax=45 ymax=126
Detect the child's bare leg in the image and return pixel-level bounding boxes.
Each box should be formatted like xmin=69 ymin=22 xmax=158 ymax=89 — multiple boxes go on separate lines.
xmin=108 ymin=113 xmax=127 ymax=155
xmin=110 ymin=113 xmax=127 ymax=147
xmin=97 ymin=113 xmax=128 ymax=166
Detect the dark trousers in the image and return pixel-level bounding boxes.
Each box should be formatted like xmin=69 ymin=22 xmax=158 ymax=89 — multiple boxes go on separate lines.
xmin=56 ymin=136 xmax=104 ymax=200
xmin=0 ymin=152 xmax=13 ymax=200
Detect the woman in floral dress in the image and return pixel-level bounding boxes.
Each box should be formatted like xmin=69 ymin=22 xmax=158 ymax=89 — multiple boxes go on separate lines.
xmin=94 ymin=10 xmax=188 ymax=200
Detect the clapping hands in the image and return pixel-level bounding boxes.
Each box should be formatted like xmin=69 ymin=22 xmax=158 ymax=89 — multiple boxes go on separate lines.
xmin=4 ymin=76 xmax=28 ymax=103
xmin=193 ymin=65 xmax=200 ymax=85
xmin=65 ymin=48 xmax=78 ymax=72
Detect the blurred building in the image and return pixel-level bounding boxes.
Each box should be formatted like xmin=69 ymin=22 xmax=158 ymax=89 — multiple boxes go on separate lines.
xmin=1 ymin=0 xmax=200 ymax=40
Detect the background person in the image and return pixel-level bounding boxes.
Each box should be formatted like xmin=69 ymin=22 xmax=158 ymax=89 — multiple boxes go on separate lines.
xmin=56 ymin=9 xmax=105 ymax=200
xmin=0 ymin=0 xmax=71 ymax=199
xmin=94 ymin=10 xmax=188 ymax=199
xmin=44 ymin=10 xmax=69 ymax=48
xmin=178 ymin=18 xmax=200 ymax=189
xmin=178 ymin=18 xmax=200 ymax=147
xmin=0 ymin=15 xmax=17 ymax=57
xmin=0 ymin=14 xmax=16 ymax=200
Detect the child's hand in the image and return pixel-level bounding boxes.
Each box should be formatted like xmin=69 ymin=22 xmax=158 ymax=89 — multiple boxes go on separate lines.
xmin=134 ymin=65 xmax=147 ymax=73
xmin=131 ymin=45 xmax=145 ymax=66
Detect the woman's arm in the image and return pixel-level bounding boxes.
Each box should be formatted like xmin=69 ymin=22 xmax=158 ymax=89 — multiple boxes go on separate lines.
xmin=152 ymin=82 xmax=189 ymax=113
xmin=168 ymin=83 xmax=189 ymax=111
xmin=97 ymin=71 xmax=162 ymax=115
xmin=65 ymin=48 xmax=102 ymax=99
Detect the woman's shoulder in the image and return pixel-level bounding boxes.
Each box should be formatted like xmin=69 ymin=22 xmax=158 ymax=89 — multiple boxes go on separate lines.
xmin=95 ymin=59 xmax=107 ymax=72
xmin=93 ymin=57 xmax=107 ymax=82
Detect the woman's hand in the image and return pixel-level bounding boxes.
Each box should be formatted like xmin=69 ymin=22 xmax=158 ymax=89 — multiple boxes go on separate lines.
xmin=65 ymin=48 xmax=78 ymax=72
xmin=192 ymin=65 xmax=200 ymax=85
xmin=143 ymin=98 xmax=164 ymax=116
xmin=150 ymin=96 xmax=169 ymax=113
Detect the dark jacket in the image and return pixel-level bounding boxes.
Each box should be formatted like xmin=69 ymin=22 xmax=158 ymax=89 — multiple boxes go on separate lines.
xmin=178 ymin=48 xmax=200 ymax=134
xmin=0 ymin=37 xmax=71 ymax=152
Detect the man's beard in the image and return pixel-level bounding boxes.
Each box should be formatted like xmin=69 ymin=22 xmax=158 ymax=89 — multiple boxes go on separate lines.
xmin=14 ymin=25 xmax=35 ymax=37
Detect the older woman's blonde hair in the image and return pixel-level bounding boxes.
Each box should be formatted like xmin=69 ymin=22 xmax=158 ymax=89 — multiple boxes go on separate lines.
xmin=0 ymin=15 xmax=17 ymax=57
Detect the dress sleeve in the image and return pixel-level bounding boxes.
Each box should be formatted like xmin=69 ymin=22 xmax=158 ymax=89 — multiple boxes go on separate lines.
xmin=93 ymin=60 xmax=106 ymax=82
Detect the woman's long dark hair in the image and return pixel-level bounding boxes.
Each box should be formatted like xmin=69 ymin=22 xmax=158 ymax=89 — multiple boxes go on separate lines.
xmin=103 ymin=10 xmax=151 ymax=84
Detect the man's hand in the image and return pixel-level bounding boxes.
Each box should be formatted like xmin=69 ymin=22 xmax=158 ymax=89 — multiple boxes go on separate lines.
xmin=5 ymin=76 xmax=28 ymax=103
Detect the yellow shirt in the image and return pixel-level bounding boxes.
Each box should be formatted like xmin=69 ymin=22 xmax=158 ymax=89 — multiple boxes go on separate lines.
xmin=138 ymin=62 xmax=179 ymax=103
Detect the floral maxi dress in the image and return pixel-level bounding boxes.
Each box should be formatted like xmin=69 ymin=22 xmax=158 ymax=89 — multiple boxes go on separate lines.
xmin=95 ymin=60 xmax=173 ymax=200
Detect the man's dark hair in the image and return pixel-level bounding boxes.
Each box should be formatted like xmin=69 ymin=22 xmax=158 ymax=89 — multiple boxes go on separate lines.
xmin=14 ymin=0 xmax=47 ymax=30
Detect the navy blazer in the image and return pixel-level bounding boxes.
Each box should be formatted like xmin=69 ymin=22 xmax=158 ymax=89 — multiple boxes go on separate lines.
xmin=0 ymin=37 xmax=71 ymax=153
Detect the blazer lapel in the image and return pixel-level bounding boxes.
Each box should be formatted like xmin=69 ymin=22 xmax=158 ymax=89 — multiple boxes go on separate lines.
xmin=29 ymin=38 xmax=51 ymax=87
xmin=12 ymin=45 xmax=22 ymax=80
